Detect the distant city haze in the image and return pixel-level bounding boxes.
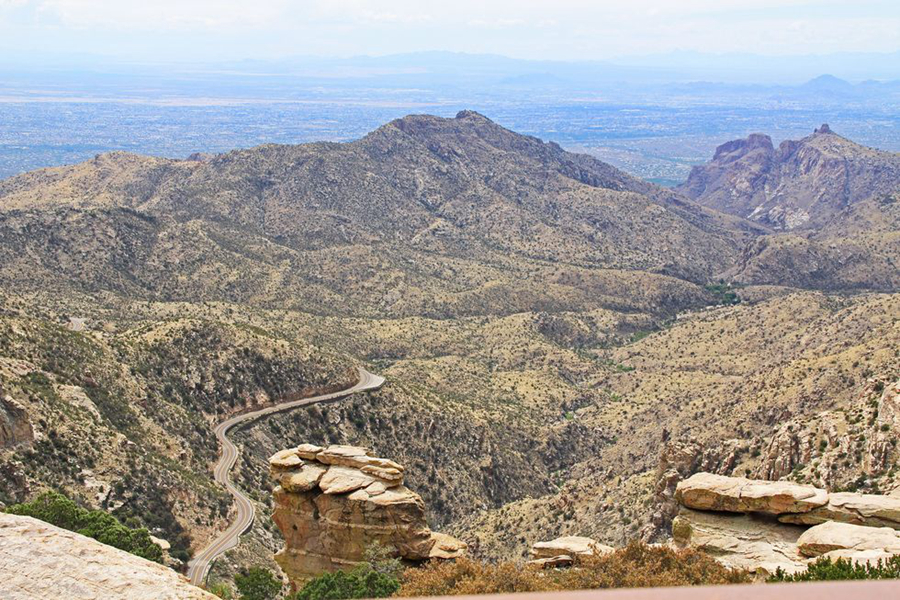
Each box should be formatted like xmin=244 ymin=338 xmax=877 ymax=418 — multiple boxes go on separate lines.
xmin=0 ymin=0 xmax=898 ymax=75
xmin=0 ymin=1 xmax=898 ymax=183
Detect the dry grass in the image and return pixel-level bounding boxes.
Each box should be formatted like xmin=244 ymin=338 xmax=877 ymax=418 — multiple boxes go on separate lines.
xmin=397 ymin=542 xmax=751 ymax=596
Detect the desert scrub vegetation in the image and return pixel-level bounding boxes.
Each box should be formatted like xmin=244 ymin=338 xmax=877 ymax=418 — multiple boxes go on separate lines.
xmin=5 ymin=490 xmax=164 ymax=563
xmin=397 ymin=542 xmax=750 ymax=596
xmin=769 ymin=555 xmax=900 ymax=582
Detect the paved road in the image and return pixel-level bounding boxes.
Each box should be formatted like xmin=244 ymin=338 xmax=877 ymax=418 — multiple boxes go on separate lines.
xmin=186 ymin=367 xmax=385 ymax=586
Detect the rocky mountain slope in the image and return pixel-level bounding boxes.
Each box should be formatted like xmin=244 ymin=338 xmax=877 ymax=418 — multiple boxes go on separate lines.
xmin=0 ymin=113 xmax=898 ymax=585
xmin=679 ymin=125 xmax=900 ymax=230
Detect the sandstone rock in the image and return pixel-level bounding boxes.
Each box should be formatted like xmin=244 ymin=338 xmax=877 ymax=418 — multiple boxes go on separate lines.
xmin=796 ymin=521 xmax=900 ymax=557
xmin=318 ymin=465 xmax=383 ymax=495
xmin=822 ymin=548 xmax=897 ymax=567
xmin=428 ymin=531 xmax=467 ymax=559
xmin=0 ymin=513 xmax=216 ymax=600
xmin=269 ymin=448 xmax=303 ymax=469
xmin=672 ymin=507 xmax=808 ymax=575
xmin=531 ymin=536 xmax=613 ymax=560
xmin=779 ymin=492 xmax=900 ymax=530
xmin=676 ymin=472 xmax=828 ymax=515
xmin=360 ymin=464 xmax=404 ymax=483
xmin=279 ymin=462 xmax=328 ymax=493
xmin=0 ymin=393 xmax=33 ymax=449
xmin=269 ymin=443 xmax=464 ymax=586
xmin=296 ymin=443 xmax=324 ymax=460
xmin=528 ymin=555 xmax=574 ymax=568
xmin=316 ymin=445 xmax=405 ymax=475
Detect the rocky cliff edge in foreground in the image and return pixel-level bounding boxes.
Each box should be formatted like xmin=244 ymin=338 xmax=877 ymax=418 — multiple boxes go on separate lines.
xmin=0 ymin=513 xmax=216 ymax=600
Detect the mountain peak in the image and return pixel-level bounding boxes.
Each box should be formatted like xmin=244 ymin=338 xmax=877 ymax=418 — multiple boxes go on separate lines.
xmin=814 ymin=123 xmax=833 ymax=135
xmin=455 ymin=109 xmax=490 ymax=121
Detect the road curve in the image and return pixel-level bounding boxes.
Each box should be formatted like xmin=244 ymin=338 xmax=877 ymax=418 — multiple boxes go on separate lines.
xmin=186 ymin=367 xmax=385 ymax=586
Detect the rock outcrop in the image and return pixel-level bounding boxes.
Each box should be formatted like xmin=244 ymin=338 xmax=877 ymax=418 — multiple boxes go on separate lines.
xmin=779 ymin=492 xmax=900 ymax=530
xmin=673 ymin=472 xmax=900 ymax=575
xmin=528 ymin=535 xmax=614 ymax=567
xmin=0 ymin=513 xmax=216 ymax=600
xmin=678 ymin=125 xmax=900 ymax=230
xmin=270 ymin=444 xmax=465 ymax=585
xmin=676 ymin=472 xmax=828 ymax=515
xmin=0 ymin=389 xmax=33 ymax=449
xmin=672 ymin=508 xmax=808 ymax=574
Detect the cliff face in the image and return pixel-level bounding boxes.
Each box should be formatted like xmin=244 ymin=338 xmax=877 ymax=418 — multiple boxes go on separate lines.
xmin=679 ymin=125 xmax=900 ymax=230
xmin=269 ymin=444 xmax=465 ymax=586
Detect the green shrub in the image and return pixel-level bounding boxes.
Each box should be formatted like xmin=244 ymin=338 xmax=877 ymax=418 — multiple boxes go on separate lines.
xmin=768 ymin=556 xmax=900 ymax=582
xmin=289 ymin=566 xmax=400 ymax=600
xmin=289 ymin=543 xmax=401 ymax=600
xmin=6 ymin=490 xmax=163 ymax=563
xmin=234 ymin=567 xmax=282 ymax=600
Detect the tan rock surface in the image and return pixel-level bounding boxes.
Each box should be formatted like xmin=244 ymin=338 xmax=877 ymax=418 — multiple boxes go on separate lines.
xmin=676 ymin=472 xmax=828 ymax=515
xmin=796 ymin=521 xmax=900 ymax=557
xmin=779 ymin=492 xmax=900 ymax=530
xmin=0 ymin=513 xmax=216 ymax=600
xmin=672 ymin=507 xmax=808 ymax=575
xmin=269 ymin=443 xmax=464 ymax=585
xmin=531 ymin=536 xmax=614 ymax=560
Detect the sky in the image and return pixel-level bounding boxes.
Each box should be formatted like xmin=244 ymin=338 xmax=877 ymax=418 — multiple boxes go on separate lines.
xmin=0 ymin=0 xmax=899 ymax=64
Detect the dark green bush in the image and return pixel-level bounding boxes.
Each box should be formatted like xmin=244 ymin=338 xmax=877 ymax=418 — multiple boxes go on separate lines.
xmin=6 ymin=490 xmax=163 ymax=563
xmin=769 ymin=556 xmax=900 ymax=582
xmin=289 ymin=566 xmax=400 ymax=600
xmin=234 ymin=567 xmax=283 ymax=600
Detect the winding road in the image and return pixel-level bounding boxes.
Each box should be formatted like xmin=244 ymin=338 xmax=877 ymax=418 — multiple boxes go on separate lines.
xmin=186 ymin=367 xmax=386 ymax=586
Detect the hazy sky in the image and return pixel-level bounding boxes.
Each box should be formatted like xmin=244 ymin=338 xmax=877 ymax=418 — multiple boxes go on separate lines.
xmin=1 ymin=0 xmax=899 ymax=63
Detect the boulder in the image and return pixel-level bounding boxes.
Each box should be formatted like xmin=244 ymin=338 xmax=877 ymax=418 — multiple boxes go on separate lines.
xmin=428 ymin=532 xmax=467 ymax=559
xmin=269 ymin=443 xmax=464 ymax=587
xmin=672 ymin=507 xmax=808 ymax=575
xmin=296 ymin=443 xmax=324 ymax=460
xmin=676 ymin=472 xmax=828 ymax=515
xmin=279 ymin=462 xmax=327 ymax=493
xmin=0 ymin=513 xmax=216 ymax=600
xmin=796 ymin=521 xmax=900 ymax=557
xmin=531 ymin=536 xmax=613 ymax=560
xmin=779 ymin=492 xmax=900 ymax=530
xmin=269 ymin=448 xmax=303 ymax=469
xmin=318 ymin=465 xmax=383 ymax=495
xmin=528 ymin=555 xmax=574 ymax=568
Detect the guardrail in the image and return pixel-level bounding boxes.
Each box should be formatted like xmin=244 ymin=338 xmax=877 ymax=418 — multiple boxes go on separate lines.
xmin=404 ymin=579 xmax=900 ymax=600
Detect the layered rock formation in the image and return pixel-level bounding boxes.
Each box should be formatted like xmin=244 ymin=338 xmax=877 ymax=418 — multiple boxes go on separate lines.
xmin=528 ymin=535 xmax=613 ymax=568
xmin=0 ymin=513 xmax=216 ymax=600
xmin=270 ymin=444 xmax=465 ymax=584
xmin=673 ymin=472 xmax=900 ymax=575
xmin=679 ymin=125 xmax=900 ymax=230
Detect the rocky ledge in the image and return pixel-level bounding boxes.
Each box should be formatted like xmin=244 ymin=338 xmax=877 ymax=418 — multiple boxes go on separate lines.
xmin=269 ymin=444 xmax=465 ymax=586
xmin=673 ymin=472 xmax=900 ymax=576
xmin=527 ymin=535 xmax=614 ymax=568
xmin=0 ymin=513 xmax=215 ymax=600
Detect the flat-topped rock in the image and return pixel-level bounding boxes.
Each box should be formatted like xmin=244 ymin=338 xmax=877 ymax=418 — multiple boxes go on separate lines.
xmin=796 ymin=521 xmax=900 ymax=557
xmin=779 ymin=492 xmax=900 ymax=530
xmin=0 ymin=513 xmax=216 ymax=600
xmin=676 ymin=472 xmax=828 ymax=515
xmin=672 ymin=507 xmax=808 ymax=575
xmin=531 ymin=536 xmax=614 ymax=560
